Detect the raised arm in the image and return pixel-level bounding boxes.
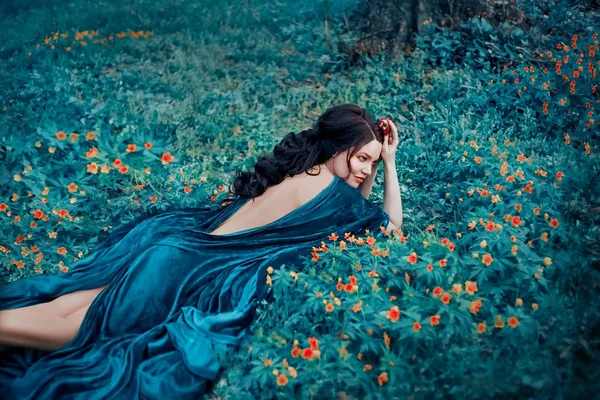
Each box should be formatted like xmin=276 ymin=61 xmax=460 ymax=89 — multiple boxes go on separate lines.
xmin=379 ymin=116 xmax=403 ymax=233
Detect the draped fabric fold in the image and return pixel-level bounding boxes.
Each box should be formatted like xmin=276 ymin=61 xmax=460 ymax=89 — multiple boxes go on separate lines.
xmin=0 ymin=176 xmax=390 ymax=399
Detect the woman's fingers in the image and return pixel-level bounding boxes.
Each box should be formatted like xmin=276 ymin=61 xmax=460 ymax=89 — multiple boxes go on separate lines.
xmin=386 ymin=117 xmax=398 ymax=148
xmin=379 ymin=118 xmax=390 ymax=149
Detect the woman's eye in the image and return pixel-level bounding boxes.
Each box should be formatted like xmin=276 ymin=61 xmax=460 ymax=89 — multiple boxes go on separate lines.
xmin=359 ymin=156 xmax=366 ymax=162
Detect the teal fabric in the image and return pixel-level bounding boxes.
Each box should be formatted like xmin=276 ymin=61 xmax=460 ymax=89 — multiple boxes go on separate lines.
xmin=0 ymin=175 xmax=390 ymax=399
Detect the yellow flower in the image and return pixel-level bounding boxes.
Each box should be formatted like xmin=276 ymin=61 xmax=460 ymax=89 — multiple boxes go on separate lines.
xmin=515 ymin=298 xmax=523 ymax=306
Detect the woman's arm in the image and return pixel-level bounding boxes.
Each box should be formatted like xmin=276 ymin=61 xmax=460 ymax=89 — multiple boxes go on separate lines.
xmin=383 ymin=162 xmax=403 ymax=229
xmin=379 ymin=116 xmax=403 ymax=232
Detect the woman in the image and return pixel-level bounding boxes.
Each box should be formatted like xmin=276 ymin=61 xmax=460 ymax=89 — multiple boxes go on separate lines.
xmin=0 ymin=104 xmax=403 ymax=399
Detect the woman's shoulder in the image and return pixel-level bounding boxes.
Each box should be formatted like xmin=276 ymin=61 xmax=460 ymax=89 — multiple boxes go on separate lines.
xmin=292 ymin=169 xmax=338 ymax=207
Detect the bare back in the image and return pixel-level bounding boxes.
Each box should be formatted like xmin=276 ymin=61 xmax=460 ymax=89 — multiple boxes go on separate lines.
xmin=209 ymin=167 xmax=336 ymax=236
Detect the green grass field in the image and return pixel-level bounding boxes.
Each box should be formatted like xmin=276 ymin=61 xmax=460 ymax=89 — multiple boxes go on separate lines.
xmin=0 ymin=0 xmax=598 ymax=398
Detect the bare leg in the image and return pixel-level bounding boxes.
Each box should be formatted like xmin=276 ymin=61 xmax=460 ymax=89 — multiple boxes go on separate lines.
xmin=0 ymin=308 xmax=81 ymax=351
xmin=14 ymin=285 xmax=108 ymax=319
xmin=0 ymin=286 xmax=107 ymax=351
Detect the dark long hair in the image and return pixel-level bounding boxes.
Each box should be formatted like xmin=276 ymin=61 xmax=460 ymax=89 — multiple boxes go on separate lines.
xmin=230 ymin=104 xmax=385 ymax=199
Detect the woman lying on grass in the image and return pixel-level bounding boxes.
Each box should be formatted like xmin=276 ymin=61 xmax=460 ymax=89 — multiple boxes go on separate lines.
xmin=0 ymin=103 xmax=403 ymax=399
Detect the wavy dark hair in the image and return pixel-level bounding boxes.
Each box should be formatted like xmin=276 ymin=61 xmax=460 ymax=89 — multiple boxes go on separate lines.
xmin=230 ymin=104 xmax=385 ymax=199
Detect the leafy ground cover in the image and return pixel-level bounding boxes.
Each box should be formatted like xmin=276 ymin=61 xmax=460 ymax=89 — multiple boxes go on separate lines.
xmin=0 ymin=0 xmax=598 ymax=398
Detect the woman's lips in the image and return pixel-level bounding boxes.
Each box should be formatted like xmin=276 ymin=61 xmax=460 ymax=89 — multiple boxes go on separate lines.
xmin=356 ymin=176 xmax=365 ymax=183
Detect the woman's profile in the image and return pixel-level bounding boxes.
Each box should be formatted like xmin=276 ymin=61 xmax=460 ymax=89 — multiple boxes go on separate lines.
xmin=0 ymin=103 xmax=403 ymax=399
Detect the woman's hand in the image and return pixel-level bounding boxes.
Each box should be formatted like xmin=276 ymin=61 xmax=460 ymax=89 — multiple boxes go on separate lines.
xmin=377 ymin=116 xmax=403 ymax=234
xmin=378 ymin=116 xmax=398 ymax=166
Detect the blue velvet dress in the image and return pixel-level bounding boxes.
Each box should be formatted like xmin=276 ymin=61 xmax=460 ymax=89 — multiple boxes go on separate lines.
xmin=0 ymin=175 xmax=390 ymax=399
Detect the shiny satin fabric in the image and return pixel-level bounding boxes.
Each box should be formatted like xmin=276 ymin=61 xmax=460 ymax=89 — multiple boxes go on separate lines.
xmin=0 ymin=175 xmax=390 ymax=399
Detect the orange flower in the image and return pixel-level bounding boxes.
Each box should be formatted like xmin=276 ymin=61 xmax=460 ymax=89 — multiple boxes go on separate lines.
xmin=481 ymin=254 xmax=494 ymax=266
xmin=412 ymin=321 xmax=422 ymax=332
xmin=113 ymin=158 xmax=123 ymax=167
xmin=291 ymin=347 xmax=301 ymax=358
xmin=386 ymin=305 xmax=401 ymax=322
xmin=470 ymin=299 xmax=482 ymax=314
xmin=511 ymin=215 xmax=522 ymax=227
xmin=125 ymin=144 xmax=137 ymax=153
xmin=87 ymin=162 xmax=99 ymax=174
xmin=325 ymin=302 xmax=334 ymax=312
xmin=85 ymin=147 xmax=99 ymax=158
xmin=477 ymin=322 xmax=487 ymax=333
xmin=555 ymin=171 xmax=563 ymax=182
xmin=441 ymin=293 xmax=451 ymax=304
xmin=378 ymin=372 xmax=389 ymax=386
xmin=452 ymin=283 xmax=463 ymax=294
xmin=383 ymin=332 xmax=391 ymax=348
xmin=308 ymin=337 xmax=319 ymax=350
xmin=507 ymin=316 xmax=520 ymax=328
xmin=276 ymin=373 xmax=288 ymax=386
xmin=161 ymin=152 xmax=175 ymax=165
xmin=439 ymin=258 xmax=447 ymax=267
xmin=440 ymin=237 xmax=449 ymax=246
xmin=301 ymin=348 xmax=314 ymax=360
xmin=67 ymin=183 xmax=78 ymax=193
xmin=515 ymin=298 xmax=523 ymax=306
xmin=119 ymin=166 xmax=129 ymax=174
xmin=57 ymin=247 xmax=67 ymax=255
xmin=432 ymin=287 xmax=443 ymax=297
xmin=56 ymin=131 xmax=67 ymax=140
xmin=144 ymin=142 xmax=153 ymax=150
xmin=86 ymin=131 xmax=96 ymax=140
xmin=550 ymin=218 xmax=559 ymax=228
xmin=465 ymin=280 xmax=478 ymax=295
xmin=429 ymin=314 xmax=440 ymax=326
xmin=406 ymin=252 xmax=418 ymax=264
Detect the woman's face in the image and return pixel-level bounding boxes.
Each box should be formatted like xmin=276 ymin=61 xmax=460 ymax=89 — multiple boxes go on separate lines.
xmin=327 ymin=139 xmax=382 ymax=188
